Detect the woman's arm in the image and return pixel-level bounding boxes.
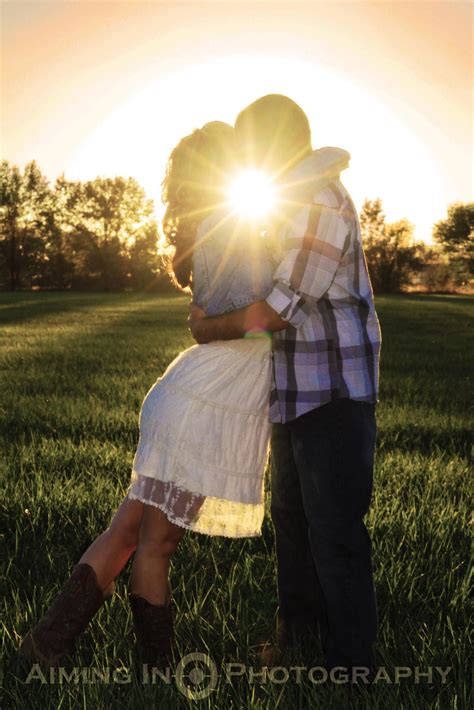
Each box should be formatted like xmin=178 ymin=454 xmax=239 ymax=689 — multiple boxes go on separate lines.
xmin=189 ymin=301 xmax=288 ymax=343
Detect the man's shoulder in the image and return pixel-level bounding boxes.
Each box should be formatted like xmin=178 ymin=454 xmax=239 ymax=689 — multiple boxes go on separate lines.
xmin=312 ymin=179 xmax=353 ymax=212
xmin=277 ymin=179 xmax=357 ymax=241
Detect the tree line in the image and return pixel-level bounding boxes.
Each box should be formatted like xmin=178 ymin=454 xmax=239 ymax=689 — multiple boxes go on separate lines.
xmin=0 ymin=160 xmax=173 ymax=293
xmin=360 ymin=199 xmax=473 ymax=293
xmin=1 ymin=159 xmax=472 ymax=294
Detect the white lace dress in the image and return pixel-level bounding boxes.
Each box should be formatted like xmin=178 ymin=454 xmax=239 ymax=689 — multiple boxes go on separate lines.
xmin=127 ymin=334 xmax=272 ymax=537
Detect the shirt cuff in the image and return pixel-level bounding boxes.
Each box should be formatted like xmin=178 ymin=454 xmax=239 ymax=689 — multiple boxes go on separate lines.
xmin=265 ymin=281 xmax=312 ymax=328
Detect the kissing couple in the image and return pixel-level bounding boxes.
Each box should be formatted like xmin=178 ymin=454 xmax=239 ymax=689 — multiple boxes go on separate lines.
xmin=21 ymin=94 xmax=381 ymax=677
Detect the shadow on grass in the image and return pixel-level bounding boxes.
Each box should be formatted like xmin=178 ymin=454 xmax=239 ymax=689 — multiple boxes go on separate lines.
xmin=0 ymin=291 xmax=186 ymax=326
xmin=376 ymin=424 xmax=472 ymax=460
xmin=376 ymin=293 xmax=474 ymax=305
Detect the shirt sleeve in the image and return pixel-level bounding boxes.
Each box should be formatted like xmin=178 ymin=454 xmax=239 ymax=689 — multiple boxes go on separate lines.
xmin=265 ymin=202 xmax=350 ymax=328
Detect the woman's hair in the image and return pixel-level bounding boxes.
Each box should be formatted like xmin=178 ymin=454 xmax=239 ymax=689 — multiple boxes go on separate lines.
xmin=235 ymin=94 xmax=312 ymax=177
xmin=162 ymin=121 xmax=236 ymax=289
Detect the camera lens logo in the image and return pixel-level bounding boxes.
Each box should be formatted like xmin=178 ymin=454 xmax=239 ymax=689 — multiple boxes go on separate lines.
xmin=175 ymin=652 xmax=218 ymax=700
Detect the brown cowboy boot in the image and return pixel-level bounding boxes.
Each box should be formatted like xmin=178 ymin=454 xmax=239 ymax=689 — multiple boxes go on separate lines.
xmin=20 ymin=563 xmax=114 ymax=667
xmin=129 ymin=593 xmax=174 ymax=669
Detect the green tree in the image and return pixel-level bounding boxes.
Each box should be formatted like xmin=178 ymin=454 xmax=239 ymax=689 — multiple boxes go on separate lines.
xmin=433 ymin=203 xmax=474 ymax=286
xmin=360 ymin=199 xmax=425 ymax=293
xmin=128 ymin=220 xmax=164 ymax=290
xmin=37 ymin=175 xmax=82 ymax=289
xmin=72 ymin=176 xmax=155 ymax=290
xmin=0 ymin=160 xmax=52 ymax=290
xmin=0 ymin=160 xmax=22 ymax=289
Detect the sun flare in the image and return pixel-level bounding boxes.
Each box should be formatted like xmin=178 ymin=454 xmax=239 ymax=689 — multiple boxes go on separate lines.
xmin=228 ymin=169 xmax=276 ymax=220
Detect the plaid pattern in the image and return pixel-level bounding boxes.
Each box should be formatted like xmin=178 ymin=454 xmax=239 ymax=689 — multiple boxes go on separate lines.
xmin=266 ymin=175 xmax=381 ymax=423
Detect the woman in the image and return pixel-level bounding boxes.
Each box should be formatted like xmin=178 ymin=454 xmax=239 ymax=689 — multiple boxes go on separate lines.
xmin=20 ymin=121 xmax=276 ymax=669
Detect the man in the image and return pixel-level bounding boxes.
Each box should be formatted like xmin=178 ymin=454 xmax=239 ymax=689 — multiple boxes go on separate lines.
xmin=190 ymin=95 xmax=381 ymax=674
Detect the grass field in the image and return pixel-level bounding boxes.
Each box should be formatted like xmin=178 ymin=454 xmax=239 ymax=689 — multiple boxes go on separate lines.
xmin=1 ymin=292 xmax=472 ymax=709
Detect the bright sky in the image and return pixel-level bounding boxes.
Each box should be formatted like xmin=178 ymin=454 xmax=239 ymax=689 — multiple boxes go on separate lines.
xmin=1 ymin=0 xmax=472 ymax=242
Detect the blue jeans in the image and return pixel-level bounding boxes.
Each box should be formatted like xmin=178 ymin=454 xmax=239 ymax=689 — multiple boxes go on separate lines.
xmin=270 ymin=398 xmax=377 ymax=668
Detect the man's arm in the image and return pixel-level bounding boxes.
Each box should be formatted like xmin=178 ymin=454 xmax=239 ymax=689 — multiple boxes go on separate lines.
xmin=263 ymin=199 xmax=350 ymax=328
xmin=189 ymin=301 xmax=288 ymax=344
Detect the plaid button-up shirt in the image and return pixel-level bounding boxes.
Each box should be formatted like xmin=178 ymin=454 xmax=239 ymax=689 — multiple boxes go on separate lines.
xmin=265 ymin=149 xmax=381 ymax=423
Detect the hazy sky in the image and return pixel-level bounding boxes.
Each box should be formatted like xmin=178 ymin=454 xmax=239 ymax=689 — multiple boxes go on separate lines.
xmin=1 ymin=0 xmax=472 ymax=241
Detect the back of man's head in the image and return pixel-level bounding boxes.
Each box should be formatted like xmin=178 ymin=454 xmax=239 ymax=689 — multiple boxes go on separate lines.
xmin=235 ymin=94 xmax=312 ymax=177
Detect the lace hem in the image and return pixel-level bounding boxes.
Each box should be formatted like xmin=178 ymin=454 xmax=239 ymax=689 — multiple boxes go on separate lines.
xmin=127 ymin=492 xmax=262 ymax=538
xmin=127 ymin=474 xmax=264 ymax=538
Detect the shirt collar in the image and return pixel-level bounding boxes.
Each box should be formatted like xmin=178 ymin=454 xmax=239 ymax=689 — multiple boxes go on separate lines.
xmin=279 ymin=147 xmax=350 ymax=209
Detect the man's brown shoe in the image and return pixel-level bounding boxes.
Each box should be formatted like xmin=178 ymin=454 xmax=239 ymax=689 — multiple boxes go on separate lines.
xmin=258 ymin=613 xmax=320 ymax=667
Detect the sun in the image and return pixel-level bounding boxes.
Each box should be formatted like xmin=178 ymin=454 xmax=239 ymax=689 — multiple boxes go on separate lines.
xmin=228 ymin=169 xmax=276 ymax=220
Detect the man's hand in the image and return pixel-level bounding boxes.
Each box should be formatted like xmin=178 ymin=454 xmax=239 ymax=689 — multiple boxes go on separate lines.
xmin=188 ymin=303 xmax=207 ymax=341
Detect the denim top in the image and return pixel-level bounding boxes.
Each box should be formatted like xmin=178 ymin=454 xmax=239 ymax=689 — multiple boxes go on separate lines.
xmin=192 ymin=209 xmax=276 ymax=316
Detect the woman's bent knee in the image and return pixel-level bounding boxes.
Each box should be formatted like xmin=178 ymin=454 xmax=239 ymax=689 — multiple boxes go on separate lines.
xmin=108 ymin=498 xmax=144 ymax=549
xmin=136 ymin=515 xmax=184 ymax=559
xmin=139 ymin=533 xmax=182 ymax=559
xmin=106 ymin=523 xmax=139 ymax=552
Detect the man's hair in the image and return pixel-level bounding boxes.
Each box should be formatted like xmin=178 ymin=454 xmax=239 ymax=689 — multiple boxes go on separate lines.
xmin=235 ymin=94 xmax=312 ymax=177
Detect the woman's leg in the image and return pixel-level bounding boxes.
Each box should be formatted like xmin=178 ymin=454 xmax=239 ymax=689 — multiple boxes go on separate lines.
xmin=79 ymin=496 xmax=144 ymax=593
xmin=128 ymin=506 xmax=185 ymax=665
xmin=130 ymin=505 xmax=185 ymax=604
xmin=20 ymin=496 xmax=144 ymax=666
